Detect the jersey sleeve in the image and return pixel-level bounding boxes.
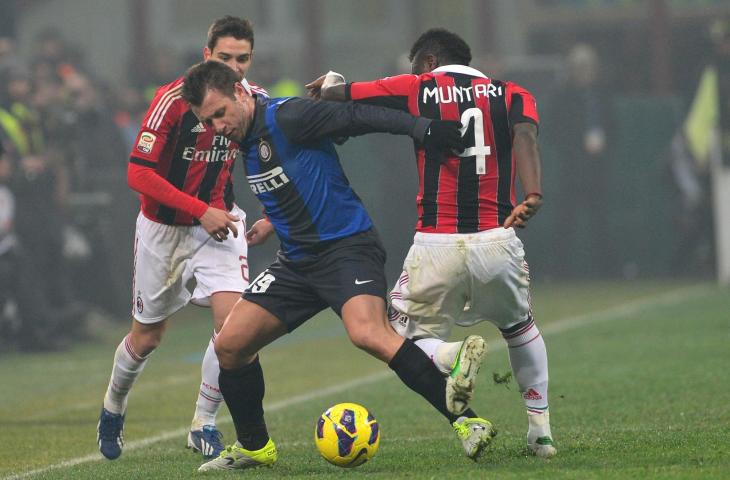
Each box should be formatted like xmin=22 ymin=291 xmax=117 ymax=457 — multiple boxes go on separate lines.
xmin=129 ymin=82 xmax=184 ymax=167
xmin=276 ymin=97 xmax=428 ymax=144
xmin=347 ymin=74 xmax=418 ymax=112
xmin=507 ymin=82 xmax=539 ymax=129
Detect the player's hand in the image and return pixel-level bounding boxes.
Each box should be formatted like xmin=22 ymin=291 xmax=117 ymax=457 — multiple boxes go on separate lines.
xmin=199 ymin=207 xmax=239 ymax=242
xmin=246 ymin=218 xmax=275 ymax=246
xmin=306 ymin=71 xmax=345 ymax=100
xmin=305 ymin=75 xmax=326 ymax=99
xmin=423 ymin=120 xmax=465 ymax=164
xmin=503 ymin=194 xmax=543 ymax=229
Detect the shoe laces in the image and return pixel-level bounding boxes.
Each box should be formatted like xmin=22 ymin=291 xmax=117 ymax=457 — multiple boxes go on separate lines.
xmin=99 ymin=412 xmax=123 ymax=440
xmin=452 ymin=420 xmax=471 ymax=440
xmin=201 ymin=425 xmax=223 ymax=445
xmin=218 ymin=443 xmax=244 ymax=458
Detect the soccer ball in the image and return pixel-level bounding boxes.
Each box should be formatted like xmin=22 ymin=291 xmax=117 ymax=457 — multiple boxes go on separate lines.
xmin=314 ymin=402 xmax=380 ymax=468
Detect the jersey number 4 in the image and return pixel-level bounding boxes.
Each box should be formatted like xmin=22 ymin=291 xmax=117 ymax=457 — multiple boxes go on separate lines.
xmin=458 ymin=107 xmax=491 ymax=175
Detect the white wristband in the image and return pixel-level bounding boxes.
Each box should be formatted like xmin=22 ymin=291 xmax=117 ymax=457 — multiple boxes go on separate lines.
xmin=323 ymin=70 xmax=346 ymax=88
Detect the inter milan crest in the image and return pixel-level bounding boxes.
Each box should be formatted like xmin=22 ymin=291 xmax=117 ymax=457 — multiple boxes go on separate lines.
xmin=258 ymin=138 xmax=272 ymax=162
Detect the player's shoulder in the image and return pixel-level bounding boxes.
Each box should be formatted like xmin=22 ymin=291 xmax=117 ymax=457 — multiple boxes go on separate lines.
xmin=503 ymin=80 xmax=534 ymax=97
xmin=379 ymin=73 xmax=419 ymax=84
xmin=150 ymin=76 xmax=185 ymax=101
xmin=143 ymin=76 xmax=188 ymax=129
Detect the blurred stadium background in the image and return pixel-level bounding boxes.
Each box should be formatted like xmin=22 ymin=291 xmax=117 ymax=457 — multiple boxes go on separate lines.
xmin=1 ymin=1 xmax=730 ymax=478
xmin=2 ymin=0 xmax=728 ymax=351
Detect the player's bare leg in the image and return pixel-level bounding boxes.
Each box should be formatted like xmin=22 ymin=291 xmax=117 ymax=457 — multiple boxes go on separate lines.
xmin=187 ymin=291 xmax=241 ymax=459
xmin=341 ymin=295 xmax=403 ymax=362
xmin=98 ymin=319 xmax=167 ymax=459
xmin=199 ymin=299 xmax=285 ymax=471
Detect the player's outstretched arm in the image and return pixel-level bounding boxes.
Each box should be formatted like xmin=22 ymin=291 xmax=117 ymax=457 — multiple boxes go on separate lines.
xmin=277 ymin=97 xmax=464 ymax=152
xmin=245 ymin=218 xmax=275 ymax=246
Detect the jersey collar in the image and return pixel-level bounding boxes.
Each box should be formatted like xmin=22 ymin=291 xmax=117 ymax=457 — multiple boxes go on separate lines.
xmin=242 ymin=96 xmax=270 ymax=144
xmin=432 ymin=64 xmax=487 ymax=78
xmin=241 ymin=78 xmax=253 ymax=95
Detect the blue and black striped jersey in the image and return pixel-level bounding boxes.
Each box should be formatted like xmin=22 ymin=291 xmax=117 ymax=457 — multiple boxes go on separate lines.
xmin=239 ymin=96 xmax=429 ymax=260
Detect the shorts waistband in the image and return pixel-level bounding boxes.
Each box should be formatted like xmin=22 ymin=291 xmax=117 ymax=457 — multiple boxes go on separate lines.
xmin=413 ymin=227 xmax=517 ymax=246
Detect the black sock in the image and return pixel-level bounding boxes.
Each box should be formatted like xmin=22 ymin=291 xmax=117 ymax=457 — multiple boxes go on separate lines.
xmin=218 ymin=356 xmax=269 ymax=450
xmin=388 ymin=339 xmax=479 ymax=423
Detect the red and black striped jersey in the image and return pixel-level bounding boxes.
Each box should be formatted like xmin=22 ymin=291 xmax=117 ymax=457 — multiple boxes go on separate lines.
xmin=348 ymin=64 xmax=538 ymax=233
xmin=129 ymin=76 xmax=268 ymax=226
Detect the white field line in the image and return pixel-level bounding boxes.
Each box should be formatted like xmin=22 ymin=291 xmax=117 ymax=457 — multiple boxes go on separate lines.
xmin=3 ymin=284 xmax=711 ymax=480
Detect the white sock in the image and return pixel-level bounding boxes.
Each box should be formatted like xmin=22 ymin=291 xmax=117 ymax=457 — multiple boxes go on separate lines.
xmin=192 ymin=331 xmax=222 ymax=429
xmin=528 ymin=408 xmax=553 ymax=442
xmin=501 ymin=317 xmax=549 ymax=414
xmin=103 ymin=334 xmax=150 ymax=415
xmin=414 ymin=338 xmax=463 ymax=375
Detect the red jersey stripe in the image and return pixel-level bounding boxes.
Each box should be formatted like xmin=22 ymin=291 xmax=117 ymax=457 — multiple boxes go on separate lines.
xmin=349 ymin=65 xmax=539 ymax=233
xmin=130 ymin=75 xmax=246 ymax=225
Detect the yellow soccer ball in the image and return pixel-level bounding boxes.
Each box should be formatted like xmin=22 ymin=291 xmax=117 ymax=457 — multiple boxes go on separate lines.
xmin=314 ymin=402 xmax=380 ymax=468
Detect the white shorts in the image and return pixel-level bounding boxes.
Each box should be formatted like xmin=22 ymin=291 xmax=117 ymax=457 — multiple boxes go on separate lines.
xmin=389 ymin=227 xmax=531 ymax=340
xmin=131 ymin=206 xmax=249 ymax=323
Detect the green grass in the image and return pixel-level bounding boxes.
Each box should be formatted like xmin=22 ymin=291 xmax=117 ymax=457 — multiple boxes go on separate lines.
xmin=1 ymin=280 xmax=728 ymax=479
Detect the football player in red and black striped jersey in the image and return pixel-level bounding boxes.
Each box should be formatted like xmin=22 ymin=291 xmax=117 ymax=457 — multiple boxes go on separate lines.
xmin=97 ymin=16 xmax=271 ymax=462
xmin=308 ymin=28 xmax=556 ymax=458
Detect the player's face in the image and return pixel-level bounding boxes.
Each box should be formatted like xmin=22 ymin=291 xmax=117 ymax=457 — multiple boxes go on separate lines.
xmin=204 ymin=37 xmax=254 ymax=80
xmin=193 ymin=83 xmax=253 ymax=143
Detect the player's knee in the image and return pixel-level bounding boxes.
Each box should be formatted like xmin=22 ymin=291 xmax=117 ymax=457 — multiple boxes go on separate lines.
xmin=129 ymin=331 xmax=162 ymax=356
xmin=215 ymin=335 xmax=256 ymax=369
xmin=347 ymin=321 xmax=384 ymax=354
xmin=214 ymin=337 xmax=236 ymax=367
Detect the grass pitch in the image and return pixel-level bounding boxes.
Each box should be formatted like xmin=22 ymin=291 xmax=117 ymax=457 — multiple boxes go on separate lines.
xmin=1 ymin=280 xmax=728 ymax=479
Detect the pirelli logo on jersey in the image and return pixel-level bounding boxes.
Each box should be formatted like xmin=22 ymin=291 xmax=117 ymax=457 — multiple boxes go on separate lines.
xmin=247 ymin=166 xmax=290 ymax=194
xmin=422 ymin=83 xmax=503 ymax=105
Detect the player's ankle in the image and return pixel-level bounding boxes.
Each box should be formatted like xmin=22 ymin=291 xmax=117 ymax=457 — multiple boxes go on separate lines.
xmin=435 ymin=341 xmax=462 ymax=374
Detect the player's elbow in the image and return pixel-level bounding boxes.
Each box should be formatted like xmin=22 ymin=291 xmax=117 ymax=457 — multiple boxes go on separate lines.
xmin=512 ymin=123 xmax=538 ymax=148
xmin=127 ymin=161 xmax=152 ymax=193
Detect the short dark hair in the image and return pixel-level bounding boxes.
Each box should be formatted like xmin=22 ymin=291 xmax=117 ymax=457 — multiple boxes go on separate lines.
xmin=182 ymin=61 xmax=239 ymax=107
xmin=207 ymin=15 xmax=255 ymax=51
xmin=408 ymin=28 xmax=472 ymax=66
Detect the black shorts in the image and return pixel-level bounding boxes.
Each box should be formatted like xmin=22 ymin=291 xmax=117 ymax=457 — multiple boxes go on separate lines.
xmin=242 ymin=229 xmax=387 ymax=332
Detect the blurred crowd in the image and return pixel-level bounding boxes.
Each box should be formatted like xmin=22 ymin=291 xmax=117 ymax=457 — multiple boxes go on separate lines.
xmin=0 ymin=16 xmax=725 ymax=352
xmin=0 ymin=28 xmax=303 ymax=353
xmin=0 ymin=29 xmax=141 ymax=352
